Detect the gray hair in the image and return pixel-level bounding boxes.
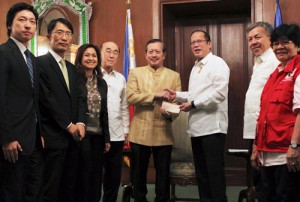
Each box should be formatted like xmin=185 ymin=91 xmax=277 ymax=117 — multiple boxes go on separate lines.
xmin=247 ymin=22 xmax=274 ymax=36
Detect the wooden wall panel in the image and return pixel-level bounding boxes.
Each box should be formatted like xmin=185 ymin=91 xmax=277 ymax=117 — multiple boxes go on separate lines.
xmin=89 ymin=0 xmax=153 ymax=73
xmin=0 ymin=0 xmax=31 ymax=44
xmin=279 ymin=0 xmax=300 ymax=24
xmin=258 ymin=0 xmax=300 ymax=26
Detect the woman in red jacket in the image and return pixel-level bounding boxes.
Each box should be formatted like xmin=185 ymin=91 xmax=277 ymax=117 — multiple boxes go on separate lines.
xmin=251 ymin=24 xmax=300 ymax=201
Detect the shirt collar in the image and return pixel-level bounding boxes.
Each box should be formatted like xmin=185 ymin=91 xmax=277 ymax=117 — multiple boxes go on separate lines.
xmin=10 ymin=37 xmax=27 ymax=54
xmin=101 ymin=67 xmax=116 ymax=76
xmin=195 ymin=52 xmax=212 ymax=66
xmin=49 ymin=48 xmax=63 ymax=63
xmin=255 ymin=47 xmax=273 ymax=64
xmin=146 ymin=66 xmax=164 ymax=73
xmin=281 ymin=55 xmax=300 ymax=73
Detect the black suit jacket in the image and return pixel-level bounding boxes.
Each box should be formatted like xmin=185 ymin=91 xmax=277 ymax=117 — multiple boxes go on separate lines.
xmin=38 ymin=52 xmax=87 ymax=149
xmin=0 ymin=39 xmax=41 ymax=155
xmin=95 ymin=78 xmax=110 ymax=143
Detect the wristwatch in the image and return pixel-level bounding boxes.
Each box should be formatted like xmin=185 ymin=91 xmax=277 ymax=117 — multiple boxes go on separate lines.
xmin=290 ymin=141 xmax=300 ymax=149
xmin=191 ymin=101 xmax=196 ymax=108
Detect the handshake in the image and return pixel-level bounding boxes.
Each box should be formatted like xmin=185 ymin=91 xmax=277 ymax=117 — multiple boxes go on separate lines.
xmin=156 ymin=88 xmax=193 ymax=113
xmin=154 ymin=88 xmax=176 ymax=101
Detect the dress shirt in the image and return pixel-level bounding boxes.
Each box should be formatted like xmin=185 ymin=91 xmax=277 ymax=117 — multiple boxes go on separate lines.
xmin=243 ymin=48 xmax=280 ymax=139
xmin=102 ymin=68 xmax=129 ymax=141
xmin=176 ymin=52 xmax=230 ymax=137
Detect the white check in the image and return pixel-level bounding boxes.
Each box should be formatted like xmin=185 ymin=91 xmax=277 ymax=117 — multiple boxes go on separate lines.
xmin=162 ymin=101 xmax=180 ymax=114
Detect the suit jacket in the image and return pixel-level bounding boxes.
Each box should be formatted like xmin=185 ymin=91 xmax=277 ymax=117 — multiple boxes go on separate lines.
xmin=38 ymin=52 xmax=87 ymax=149
xmin=126 ymin=66 xmax=182 ymax=146
xmin=94 ymin=78 xmax=110 ymax=143
xmin=0 ymin=39 xmax=41 ymax=155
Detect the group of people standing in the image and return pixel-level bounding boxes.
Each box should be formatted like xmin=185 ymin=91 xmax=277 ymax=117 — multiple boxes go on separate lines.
xmin=1 ymin=2 xmax=300 ymax=202
xmin=0 ymin=2 xmax=128 ymax=202
xmin=245 ymin=22 xmax=300 ymax=202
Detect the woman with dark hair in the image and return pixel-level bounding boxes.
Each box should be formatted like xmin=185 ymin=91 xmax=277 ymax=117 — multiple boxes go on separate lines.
xmin=75 ymin=43 xmax=110 ymax=202
xmin=251 ymin=24 xmax=300 ymax=201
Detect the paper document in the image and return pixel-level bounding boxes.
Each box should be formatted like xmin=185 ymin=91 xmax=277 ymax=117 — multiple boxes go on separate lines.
xmin=162 ymin=101 xmax=180 ymax=114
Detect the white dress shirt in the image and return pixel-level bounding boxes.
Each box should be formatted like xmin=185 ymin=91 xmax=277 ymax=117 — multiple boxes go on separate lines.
xmin=102 ymin=68 xmax=130 ymax=141
xmin=243 ymin=48 xmax=280 ymax=139
xmin=176 ymin=52 xmax=230 ymax=137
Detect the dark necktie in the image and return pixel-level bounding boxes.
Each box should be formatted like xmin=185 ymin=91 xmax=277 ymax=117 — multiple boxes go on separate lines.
xmin=24 ymin=49 xmax=34 ymax=88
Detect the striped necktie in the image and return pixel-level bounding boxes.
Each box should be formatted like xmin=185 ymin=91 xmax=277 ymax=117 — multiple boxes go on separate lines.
xmin=24 ymin=49 xmax=34 ymax=88
xmin=59 ymin=59 xmax=70 ymax=91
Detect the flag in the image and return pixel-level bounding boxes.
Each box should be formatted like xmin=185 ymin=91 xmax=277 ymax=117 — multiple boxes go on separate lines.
xmin=123 ymin=8 xmax=136 ymax=80
xmin=274 ymin=0 xmax=283 ymax=28
xmin=123 ymin=8 xmax=136 ymax=167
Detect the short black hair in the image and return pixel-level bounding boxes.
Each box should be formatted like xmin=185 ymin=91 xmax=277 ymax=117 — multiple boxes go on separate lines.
xmin=190 ymin=30 xmax=211 ymax=42
xmin=47 ymin=18 xmax=74 ymax=35
xmin=145 ymin=39 xmax=166 ymax=52
xmin=6 ymin=2 xmax=39 ymax=37
xmin=271 ymin=24 xmax=300 ymax=47
xmin=247 ymin=22 xmax=274 ymax=36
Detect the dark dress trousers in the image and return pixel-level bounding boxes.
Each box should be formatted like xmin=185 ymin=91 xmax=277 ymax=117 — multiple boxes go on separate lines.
xmin=37 ymin=52 xmax=87 ymax=202
xmin=0 ymin=38 xmax=43 ymax=202
xmin=74 ymin=77 xmax=110 ymax=202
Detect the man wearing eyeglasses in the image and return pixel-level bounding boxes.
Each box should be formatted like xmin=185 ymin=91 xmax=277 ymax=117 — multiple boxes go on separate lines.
xmin=166 ymin=30 xmax=230 ymax=201
xmin=38 ymin=18 xmax=87 ymax=202
xmin=100 ymin=41 xmax=130 ymax=202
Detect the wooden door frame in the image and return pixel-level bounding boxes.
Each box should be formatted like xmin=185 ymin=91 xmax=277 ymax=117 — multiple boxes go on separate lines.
xmin=158 ymin=0 xmax=255 ymax=186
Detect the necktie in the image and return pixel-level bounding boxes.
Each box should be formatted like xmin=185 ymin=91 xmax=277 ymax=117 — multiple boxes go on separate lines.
xmin=59 ymin=59 xmax=70 ymax=91
xmin=24 ymin=49 xmax=34 ymax=87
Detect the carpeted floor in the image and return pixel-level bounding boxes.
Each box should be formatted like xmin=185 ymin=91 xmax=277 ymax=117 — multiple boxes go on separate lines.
xmin=117 ymin=184 xmax=246 ymax=202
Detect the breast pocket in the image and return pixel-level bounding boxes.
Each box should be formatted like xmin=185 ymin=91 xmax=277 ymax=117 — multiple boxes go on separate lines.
xmin=270 ymin=81 xmax=294 ymax=106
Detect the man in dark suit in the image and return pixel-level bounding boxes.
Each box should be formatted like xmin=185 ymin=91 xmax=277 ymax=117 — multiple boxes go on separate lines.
xmin=0 ymin=2 xmax=42 ymax=202
xmin=38 ymin=18 xmax=87 ymax=202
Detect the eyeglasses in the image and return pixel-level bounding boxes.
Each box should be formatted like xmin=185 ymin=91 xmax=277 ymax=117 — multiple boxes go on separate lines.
xmin=190 ymin=39 xmax=207 ymax=46
xmin=271 ymin=40 xmax=293 ymax=48
xmin=104 ymin=49 xmax=119 ymax=56
xmin=52 ymin=30 xmax=73 ymax=38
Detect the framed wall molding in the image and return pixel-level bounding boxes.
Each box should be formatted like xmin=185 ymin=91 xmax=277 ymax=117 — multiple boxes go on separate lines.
xmin=31 ymin=0 xmax=92 ymax=56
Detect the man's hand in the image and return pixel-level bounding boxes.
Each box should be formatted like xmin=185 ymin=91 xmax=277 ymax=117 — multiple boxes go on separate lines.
xmin=154 ymin=91 xmax=171 ymax=101
xmin=76 ymin=124 xmax=86 ymax=141
xmin=160 ymin=107 xmax=171 ymax=119
xmin=250 ymin=144 xmax=260 ymax=170
xmin=287 ymin=147 xmax=300 ymax=172
xmin=164 ymin=88 xmax=176 ymax=100
xmin=154 ymin=91 xmax=169 ymax=99
xmin=41 ymin=136 xmax=45 ymax=148
xmin=2 ymin=141 xmax=23 ymax=163
xmin=105 ymin=143 xmax=111 ymax=153
xmin=179 ymin=101 xmax=192 ymax=112
xmin=67 ymin=123 xmax=80 ymax=141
